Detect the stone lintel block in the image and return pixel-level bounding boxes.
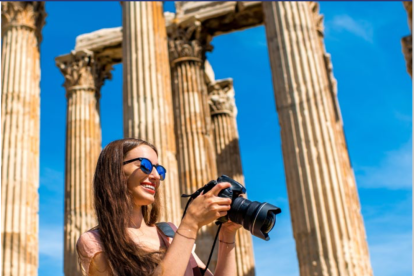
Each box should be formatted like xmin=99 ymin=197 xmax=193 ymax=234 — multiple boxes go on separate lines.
xmin=75 ymin=27 xmax=122 ymax=51
xmin=175 ymin=1 xmax=263 ymax=36
xmin=70 ymin=27 xmax=123 ymax=63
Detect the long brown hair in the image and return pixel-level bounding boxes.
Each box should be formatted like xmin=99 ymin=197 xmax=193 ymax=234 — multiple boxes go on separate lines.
xmin=92 ymin=138 xmax=163 ymax=275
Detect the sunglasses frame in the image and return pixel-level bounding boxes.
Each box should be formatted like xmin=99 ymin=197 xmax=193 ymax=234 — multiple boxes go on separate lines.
xmin=123 ymin=157 xmax=166 ymax=180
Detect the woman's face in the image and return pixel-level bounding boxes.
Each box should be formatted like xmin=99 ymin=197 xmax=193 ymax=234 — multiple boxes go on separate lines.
xmin=123 ymin=145 xmax=161 ymax=207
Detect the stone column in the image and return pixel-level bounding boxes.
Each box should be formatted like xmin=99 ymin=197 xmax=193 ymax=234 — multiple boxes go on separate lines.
xmin=208 ymin=79 xmax=255 ymax=276
xmin=56 ymin=50 xmax=111 ymax=276
xmin=1 ymin=2 xmax=46 ymax=275
xmin=168 ymin=18 xmax=219 ymax=270
xmin=263 ymin=2 xmax=372 ymax=276
xmin=122 ymin=1 xmax=182 ymax=225
xmin=309 ymin=3 xmax=373 ymax=275
xmin=402 ymin=1 xmax=412 ymax=77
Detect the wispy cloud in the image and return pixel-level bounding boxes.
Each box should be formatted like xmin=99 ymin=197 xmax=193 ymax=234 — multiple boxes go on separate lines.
xmin=253 ymin=211 xmax=299 ymax=276
xmin=40 ymin=167 xmax=64 ymax=193
xmin=39 ymin=224 xmax=64 ymax=260
xmin=326 ymin=14 xmax=374 ymax=43
xmin=394 ymin=110 xmax=412 ymax=123
xmin=364 ymin=198 xmax=412 ymax=276
xmin=254 ymin=235 xmax=298 ymax=276
xmin=369 ymin=232 xmax=412 ymax=276
xmin=356 ymin=139 xmax=412 ymax=190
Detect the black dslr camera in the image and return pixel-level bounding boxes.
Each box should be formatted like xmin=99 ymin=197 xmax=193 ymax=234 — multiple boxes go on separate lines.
xmin=185 ymin=175 xmax=281 ymax=241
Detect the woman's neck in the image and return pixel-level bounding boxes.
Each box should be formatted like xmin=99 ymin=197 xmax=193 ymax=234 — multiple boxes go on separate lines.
xmin=129 ymin=205 xmax=146 ymax=229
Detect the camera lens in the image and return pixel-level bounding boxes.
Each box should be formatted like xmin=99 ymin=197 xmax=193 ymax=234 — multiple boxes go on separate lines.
xmin=261 ymin=211 xmax=276 ymax=234
xmin=229 ymin=198 xmax=281 ymax=241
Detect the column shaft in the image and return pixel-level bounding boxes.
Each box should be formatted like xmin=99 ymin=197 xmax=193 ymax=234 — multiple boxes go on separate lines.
xmin=1 ymin=2 xmax=45 ymax=275
xmin=309 ymin=3 xmax=373 ymax=275
xmin=208 ymin=79 xmax=255 ymax=276
xmin=263 ymin=2 xmax=372 ymax=276
xmin=122 ymin=1 xmax=181 ymax=225
xmin=56 ymin=50 xmax=109 ymax=276
xmin=168 ymin=20 xmax=219 ymax=270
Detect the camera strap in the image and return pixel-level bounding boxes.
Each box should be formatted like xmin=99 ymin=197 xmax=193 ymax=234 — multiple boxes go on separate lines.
xmin=200 ymin=222 xmax=222 ymax=276
xmin=181 ymin=189 xmax=223 ymax=276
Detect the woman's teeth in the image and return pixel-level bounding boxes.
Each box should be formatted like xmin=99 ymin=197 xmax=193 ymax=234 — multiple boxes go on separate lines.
xmin=141 ymin=185 xmax=155 ymax=191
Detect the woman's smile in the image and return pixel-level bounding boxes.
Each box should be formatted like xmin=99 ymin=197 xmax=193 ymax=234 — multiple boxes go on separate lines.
xmin=140 ymin=181 xmax=156 ymax=195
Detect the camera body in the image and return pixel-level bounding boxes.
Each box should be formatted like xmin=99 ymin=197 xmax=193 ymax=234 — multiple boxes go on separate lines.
xmin=193 ymin=175 xmax=281 ymax=241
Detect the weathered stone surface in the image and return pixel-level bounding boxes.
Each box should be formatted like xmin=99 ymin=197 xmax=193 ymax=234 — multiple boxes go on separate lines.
xmin=263 ymin=2 xmax=373 ymax=276
xmin=204 ymin=60 xmax=215 ymax=85
xmin=46 ymin=2 xmax=376 ymax=276
xmin=1 ymin=2 xmax=45 ymax=275
xmin=168 ymin=18 xmax=219 ymax=271
xmin=56 ymin=50 xmax=110 ymax=276
xmin=75 ymin=27 xmax=123 ymax=64
xmin=208 ymin=78 xmax=255 ymax=276
xmin=402 ymin=2 xmax=412 ymax=77
xmin=75 ymin=27 xmax=122 ymax=51
xmin=175 ymin=1 xmax=263 ymax=36
xmin=402 ymin=35 xmax=412 ymax=76
xmin=122 ymin=1 xmax=182 ymax=225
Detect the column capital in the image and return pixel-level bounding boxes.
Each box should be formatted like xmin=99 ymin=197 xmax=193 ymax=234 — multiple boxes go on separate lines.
xmin=1 ymin=2 xmax=46 ymax=42
xmin=167 ymin=17 xmax=213 ymax=66
xmin=208 ymin=79 xmax=237 ymax=117
xmin=56 ymin=50 xmax=113 ymax=96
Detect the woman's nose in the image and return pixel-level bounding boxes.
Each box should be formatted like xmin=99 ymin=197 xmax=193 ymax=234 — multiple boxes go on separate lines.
xmin=149 ymin=167 xmax=160 ymax=180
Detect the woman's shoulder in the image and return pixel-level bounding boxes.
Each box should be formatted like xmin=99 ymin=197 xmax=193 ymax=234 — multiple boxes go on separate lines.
xmin=77 ymin=229 xmax=105 ymax=275
xmin=77 ymin=228 xmax=104 ymax=256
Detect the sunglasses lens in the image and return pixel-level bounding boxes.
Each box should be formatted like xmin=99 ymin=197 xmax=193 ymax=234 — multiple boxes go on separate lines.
xmin=140 ymin=158 xmax=153 ymax=174
xmin=156 ymin=166 xmax=166 ymax=181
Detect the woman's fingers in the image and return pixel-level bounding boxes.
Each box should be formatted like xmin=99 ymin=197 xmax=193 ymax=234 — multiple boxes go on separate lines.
xmin=205 ymin=182 xmax=231 ymax=197
xmin=218 ymin=211 xmax=228 ymax=217
xmin=214 ymin=197 xmax=232 ymax=205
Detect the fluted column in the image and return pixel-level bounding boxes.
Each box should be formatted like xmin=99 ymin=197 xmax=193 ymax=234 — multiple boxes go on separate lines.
xmin=122 ymin=1 xmax=181 ymax=225
xmin=168 ymin=19 xmax=219 ymax=270
xmin=208 ymin=79 xmax=255 ymax=276
xmin=263 ymin=2 xmax=372 ymax=276
xmin=308 ymin=3 xmax=373 ymax=276
xmin=56 ymin=50 xmax=111 ymax=276
xmin=1 ymin=2 xmax=46 ymax=275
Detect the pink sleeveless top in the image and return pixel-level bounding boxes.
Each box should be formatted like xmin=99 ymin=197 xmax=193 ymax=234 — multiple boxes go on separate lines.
xmin=77 ymin=223 xmax=200 ymax=276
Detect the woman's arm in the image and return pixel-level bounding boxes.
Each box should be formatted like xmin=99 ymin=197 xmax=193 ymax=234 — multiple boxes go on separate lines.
xmin=91 ymin=183 xmax=233 ymax=276
xmin=213 ymin=221 xmax=242 ymax=276
xmin=89 ymin=252 xmax=111 ymax=276
xmin=214 ymin=230 xmax=237 ymax=276
xmin=154 ymin=182 xmax=233 ymax=276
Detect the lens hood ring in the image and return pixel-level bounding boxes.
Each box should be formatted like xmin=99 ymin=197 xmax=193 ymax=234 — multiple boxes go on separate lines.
xmin=252 ymin=203 xmax=268 ymax=233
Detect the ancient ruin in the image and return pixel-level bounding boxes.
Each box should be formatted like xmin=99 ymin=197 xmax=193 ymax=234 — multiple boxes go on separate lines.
xmin=1 ymin=1 xmax=377 ymax=276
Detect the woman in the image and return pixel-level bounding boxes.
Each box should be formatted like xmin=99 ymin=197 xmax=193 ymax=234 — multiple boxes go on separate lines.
xmin=77 ymin=138 xmax=241 ymax=276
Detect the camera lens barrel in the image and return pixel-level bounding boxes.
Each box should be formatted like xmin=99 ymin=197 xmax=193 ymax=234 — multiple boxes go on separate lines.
xmin=229 ymin=197 xmax=281 ymax=241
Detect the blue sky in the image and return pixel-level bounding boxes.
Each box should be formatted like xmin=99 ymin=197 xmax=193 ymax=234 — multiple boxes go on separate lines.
xmin=36 ymin=2 xmax=411 ymax=276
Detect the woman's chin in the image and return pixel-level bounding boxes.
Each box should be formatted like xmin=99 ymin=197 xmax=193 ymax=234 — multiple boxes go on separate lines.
xmin=133 ymin=196 xmax=155 ymax=207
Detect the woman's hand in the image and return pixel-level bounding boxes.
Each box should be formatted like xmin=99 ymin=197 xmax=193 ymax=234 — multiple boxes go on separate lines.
xmin=220 ymin=220 xmax=242 ymax=235
xmin=181 ymin=182 xmax=232 ymax=230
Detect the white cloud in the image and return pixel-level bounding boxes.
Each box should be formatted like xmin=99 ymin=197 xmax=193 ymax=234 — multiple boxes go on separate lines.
xmin=253 ymin=214 xmax=299 ymax=276
xmin=364 ymin=198 xmax=412 ymax=276
xmin=326 ymin=14 xmax=374 ymax=43
xmin=39 ymin=224 xmax=64 ymax=260
xmin=356 ymin=139 xmax=412 ymax=190
xmin=369 ymin=232 xmax=412 ymax=276
xmin=40 ymin=167 xmax=64 ymax=193
xmin=394 ymin=110 xmax=412 ymax=123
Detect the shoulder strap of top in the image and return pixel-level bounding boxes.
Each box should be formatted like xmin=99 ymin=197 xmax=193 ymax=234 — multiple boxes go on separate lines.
xmin=156 ymin=222 xmax=176 ymax=238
